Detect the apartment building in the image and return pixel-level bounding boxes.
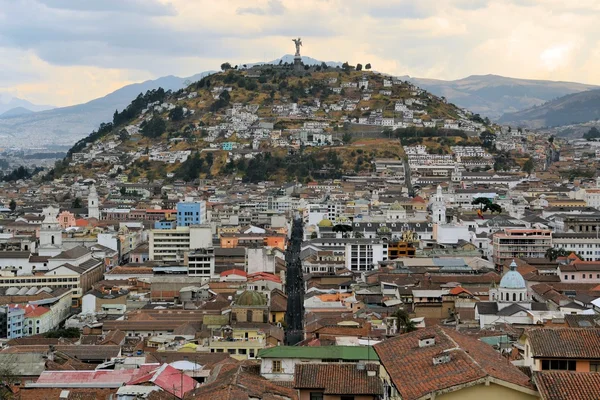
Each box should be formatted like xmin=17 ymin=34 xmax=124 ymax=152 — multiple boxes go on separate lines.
xmin=186 ymin=248 xmax=216 ymax=279
xmin=344 ymin=239 xmax=388 ymax=272
xmin=149 ymin=225 xmax=212 ymax=263
xmin=493 ymin=229 xmax=552 ymax=267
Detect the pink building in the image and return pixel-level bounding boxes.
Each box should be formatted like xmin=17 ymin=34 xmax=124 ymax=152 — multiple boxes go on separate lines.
xmin=559 ymin=260 xmax=600 ymax=283
xmin=58 ymin=211 xmax=76 ymax=229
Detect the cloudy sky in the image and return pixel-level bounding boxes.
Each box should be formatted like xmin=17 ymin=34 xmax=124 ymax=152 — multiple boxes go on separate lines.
xmin=1 ymin=0 xmax=600 ymax=107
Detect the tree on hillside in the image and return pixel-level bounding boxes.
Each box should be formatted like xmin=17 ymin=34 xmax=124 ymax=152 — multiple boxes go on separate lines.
xmin=480 ymin=130 xmax=496 ymax=149
xmin=584 ymin=127 xmax=600 ymax=141
xmin=210 ymin=90 xmax=230 ymax=112
xmin=72 ymin=197 xmax=83 ymax=209
xmin=548 ymin=135 xmax=555 ymax=144
xmin=140 ymin=116 xmax=166 ymax=138
xmin=220 ymin=62 xmax=232 ymax=71
xmin=169 ymin=106 xmax=185 ymax=122
xmin=356 ymin=63 xmax=363 ymax=71
xmin=365 ymin=63 xmax=372 ymax=70
xmin=8 ymin=200 xmax=16 ymax=212
xmin=523 ymin=158 xmax=534 ymax=175
xmin=342 ymin=132 xmax=352 ymax=144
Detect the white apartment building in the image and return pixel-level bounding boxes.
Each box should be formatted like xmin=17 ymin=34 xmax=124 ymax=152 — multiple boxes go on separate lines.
xmin=186 ymin=248 xmax=215 ymax=279
xmin=344 ymin=239 xmax=388 ymax=272
xmin=149 ymin=225 xmax=212 ymax=263
xmin=553 ymin=233 xmax=600 ymax=262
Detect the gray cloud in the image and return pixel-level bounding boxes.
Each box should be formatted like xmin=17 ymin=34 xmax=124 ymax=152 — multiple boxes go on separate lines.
xmin=36 ymin=0 xmax=177 ymax=16
xmin=237 ymin=0 xmax=286 ymax=16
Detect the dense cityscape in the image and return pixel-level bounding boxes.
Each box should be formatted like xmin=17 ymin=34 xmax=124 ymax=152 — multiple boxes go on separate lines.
xmin=2 ymin=2 xmax=600 ymax=400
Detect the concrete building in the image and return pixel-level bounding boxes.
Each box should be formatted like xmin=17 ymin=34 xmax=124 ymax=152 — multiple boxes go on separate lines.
xmin=0 ymin=305 xmax=24 ymax=339
xmin=344 ymin=239 xmax=388 ymax=272
xmin=493 ymin=229 xmax=552 ymax=267
xmin=149 ymin=225 xmax=212 ymax=263
xmin=186 ymin=248 xmax=215 ymax=279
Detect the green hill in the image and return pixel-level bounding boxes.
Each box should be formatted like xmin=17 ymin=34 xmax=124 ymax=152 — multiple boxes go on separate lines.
xmin=48 ymin=65 xmax=473 ymax=184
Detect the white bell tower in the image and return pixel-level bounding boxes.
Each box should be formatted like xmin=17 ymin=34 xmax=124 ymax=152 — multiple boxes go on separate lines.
xmin=88 ymin=184 xmax=100 ymax=219
xmin=39 ymin=206 xmax=63 ymax=257
xmin=431 ymin=185 xmax=446 ymax=224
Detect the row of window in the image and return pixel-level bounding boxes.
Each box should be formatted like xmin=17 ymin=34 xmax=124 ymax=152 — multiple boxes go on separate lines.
xmin=210 ymin=348 xmax=257 ymax=357
xmin=564 ymin=274 xmax=600 ymax=280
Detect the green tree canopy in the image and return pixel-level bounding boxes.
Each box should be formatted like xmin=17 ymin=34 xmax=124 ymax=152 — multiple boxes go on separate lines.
xmin=140 ymin=116 xmax=166 ymax=138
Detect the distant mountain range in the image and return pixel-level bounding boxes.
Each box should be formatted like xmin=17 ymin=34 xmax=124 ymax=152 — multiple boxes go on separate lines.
xmin=2 ymin=57 xmax=598 ymax=148
xmin=0 ymin=95 xmax=54 ymax=116
xmin=401 ymin=74 xmax=596 ymax=120
xmin=0 ymin=106 xmax=34 ymax=118
xmin=0 ymin=72 xmax=213 ymax=147
xmin=498 ymin=89 xmax=600 ymax=129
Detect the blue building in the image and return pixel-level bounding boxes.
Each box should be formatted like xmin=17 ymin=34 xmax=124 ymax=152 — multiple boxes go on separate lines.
xmin=176 ymin=200 xmax=206 ymax=227
xmin=154 ymin=220 xmax=176 ymax=230
xmin=222 ymin=142 xmax=234 ymax=151
xmin=0 ymin=306 xmax=24 ymax=339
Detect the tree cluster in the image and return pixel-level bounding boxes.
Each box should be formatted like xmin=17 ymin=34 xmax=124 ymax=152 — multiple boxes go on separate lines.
xmin=140 ymin=115 xmax=167 ymax=138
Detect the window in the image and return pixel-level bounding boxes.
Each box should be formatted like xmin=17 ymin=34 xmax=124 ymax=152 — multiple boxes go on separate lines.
xmin=272 ymin=360 xmax=282 ymax=373
xmin=541 ymin=360 xmax=576 ymax=371
xmin=564 ymin=275 xmax=568 ymax=280
xmin=310 ymin=393 xmax=324 ymax=400
xmin=590 ymin=363 xmax=600 ymax=372
xmin=572 ymin=275 xmax=575 ymax=280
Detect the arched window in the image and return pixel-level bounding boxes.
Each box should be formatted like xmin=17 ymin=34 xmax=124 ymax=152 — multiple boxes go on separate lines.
xmin=513 ymin=293 xmax=516 ymax=302
xmin=500 ymin=292 xmax=503 ymax=301
xmin=51 ymin=236 xmax=55 ymax=245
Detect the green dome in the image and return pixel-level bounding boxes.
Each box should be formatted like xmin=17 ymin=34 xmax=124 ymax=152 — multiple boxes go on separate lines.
xmin=236 ymin=290 xmax=267 ymax=306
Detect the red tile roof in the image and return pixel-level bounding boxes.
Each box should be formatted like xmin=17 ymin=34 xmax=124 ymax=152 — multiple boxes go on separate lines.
xmin=10 ymin=304 xmax=49 ymax=318
xmin=128 ymin=364 xmax=196 ymax=398
xmin=188 ymin=362 xmax=297 ymax=400
xmin=34 ymin=365 xmax=158 ymax=387
xmin=374 ymin=326 xmax=534 ymax=400
xmin=294 ymin=363 xmax=383 ymax=395
xmin=525 ymin=328 xmax=600 ymax=359
xmin=220 ymin=269 xmax=247 ymax=277
xmin=248 ymin=272 xmax=281 ymax=283
xmin=535 ymin=371 xmax=600 ymax=400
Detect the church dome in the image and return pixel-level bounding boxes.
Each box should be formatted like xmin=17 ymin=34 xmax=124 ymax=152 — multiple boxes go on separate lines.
xmin=318 ymin=219 xmax=333 ymax=227
xmin=236 ymin=290 xmax=267 ymax=306
xmin=500 ymin=260 xmax=526 ymax=289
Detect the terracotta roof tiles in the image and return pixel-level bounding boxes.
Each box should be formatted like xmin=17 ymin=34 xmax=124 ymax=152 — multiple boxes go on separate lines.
xmin=374 ymin=326 xmax=534 ymax=400
xmin=294 ymin=363 xmax=383 ymax=395
xmin=526 ymin=328 xmax=600 ymax=359
xmin=535 ymin=371 xmax=600 ymax=400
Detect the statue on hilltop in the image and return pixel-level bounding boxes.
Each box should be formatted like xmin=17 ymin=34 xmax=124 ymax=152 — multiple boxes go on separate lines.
xmin=292 ymin=37 xmax=302 ymax=57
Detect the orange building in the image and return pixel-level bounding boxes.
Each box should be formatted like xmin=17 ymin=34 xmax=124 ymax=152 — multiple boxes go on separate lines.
xmin=220 ymin=233 xmax=286 ymax=250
